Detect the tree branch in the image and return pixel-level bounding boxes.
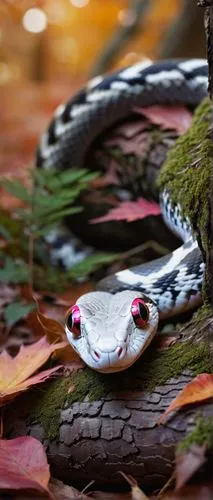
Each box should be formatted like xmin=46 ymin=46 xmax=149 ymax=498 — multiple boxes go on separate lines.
xmin=89 ymin=0 xmax=151 ymax=77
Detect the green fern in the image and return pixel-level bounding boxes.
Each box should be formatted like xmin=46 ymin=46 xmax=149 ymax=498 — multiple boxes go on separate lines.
xmin=0 ymin=167 xmax=98 ymax=238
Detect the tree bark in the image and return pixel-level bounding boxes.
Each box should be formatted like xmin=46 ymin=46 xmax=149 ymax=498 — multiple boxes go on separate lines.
xmin=5 ymin=328 xmax=213 ymax=491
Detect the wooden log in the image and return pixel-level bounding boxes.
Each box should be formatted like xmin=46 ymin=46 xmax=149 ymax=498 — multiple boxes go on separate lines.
xmin=5 ymin=323 xmax=213 ymax=491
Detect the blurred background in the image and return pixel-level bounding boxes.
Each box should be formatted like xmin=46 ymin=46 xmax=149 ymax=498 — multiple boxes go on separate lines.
xmin=0 ymin=0 xmax=206 ymax=188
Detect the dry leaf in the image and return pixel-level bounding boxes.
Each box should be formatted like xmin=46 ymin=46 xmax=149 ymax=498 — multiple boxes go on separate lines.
xmin=119 ymin=472 xmax=149 ymax=500
xmin=37 ymin=312 xmax=84 ymax=364
xmin=90 ymin=197 xmax=161 ymax=224
xmin=163 ymin=484 xmax=213 ymax=500
xmin=0 ymin=335 xmax=66 ymax=404
xmin=175 ymin=445 xmax=207 ymax=491
xmin=49 ymin=477 xmax=89 ymax=499
xmin=0 ymin=436 xmax=51 ymax=495
xmin=158 ymin=373 xmax=213 ymax=424
xmin=134 ymin=106 xmax=192 ymax=134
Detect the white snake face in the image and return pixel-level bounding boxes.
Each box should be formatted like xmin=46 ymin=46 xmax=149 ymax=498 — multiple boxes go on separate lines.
xmin=65 ymin=290 xmax=159 ymax=373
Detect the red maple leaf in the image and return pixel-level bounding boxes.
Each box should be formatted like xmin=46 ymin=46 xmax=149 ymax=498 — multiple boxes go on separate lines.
xmin=90 ymin=197 xmax=161 ymax=224
xmin=134 ymin=105 xmax=192 ymax=134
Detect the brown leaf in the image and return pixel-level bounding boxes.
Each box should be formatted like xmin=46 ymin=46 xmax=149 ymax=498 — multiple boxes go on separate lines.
xmin=90 ymin=197 xmax=161 ymax=224
xmin=49 ymin=477 xmax=89 ymax=499
xmin=119 ymin=472 xmax=149 ymax=500
xmin=0 ymin=335 xmax=66 ymax=404
xmin=158 ymin=373 xmax=213 ymax=424
xmin=37 ymin=312 xmax=84 ymax=365
xmin=0 ymin=436 xmax=50 ymax=495
xmin=175 ymin=445 xmax=207 ymax=491
xmin=104 ymin=129 xmax=150 ymax=156
xmin=134 ymin=106 xmax=192 ymax=134
xmin=105 ymin=119 xmax=148 ymax=139
xmin=162 ymin=484 xmax=213 ymax=500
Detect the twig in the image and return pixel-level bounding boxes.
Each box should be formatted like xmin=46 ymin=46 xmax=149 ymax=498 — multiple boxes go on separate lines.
xmin=28 ymin=168 xmax=36 ymax=298
xmin=159 ymin=1 xmax=205 ymax=59
xmin=120 ymin=240 xmax=169 ymax=261
xmin=89 ymin=0 xmax=151 ymax=77
xmin=157 ymin=471 xmax=175 ymax=497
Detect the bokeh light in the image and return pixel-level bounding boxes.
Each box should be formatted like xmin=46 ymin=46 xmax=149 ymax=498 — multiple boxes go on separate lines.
xmin=22 ymin=8 xmax=48 ymax=34
xmin=118 ymin=9 xmax=137 ymax=27
xmin=70 ymin=0 xmax=90 ymax=8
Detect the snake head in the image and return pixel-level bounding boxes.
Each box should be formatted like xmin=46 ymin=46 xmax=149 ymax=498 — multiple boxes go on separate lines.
xmin=65 ymin=290 xmax=159 ymax=373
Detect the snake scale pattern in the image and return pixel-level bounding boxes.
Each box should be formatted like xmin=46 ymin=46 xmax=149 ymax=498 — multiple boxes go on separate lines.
xmin=37 ymin=59 xmax=208 ymax=372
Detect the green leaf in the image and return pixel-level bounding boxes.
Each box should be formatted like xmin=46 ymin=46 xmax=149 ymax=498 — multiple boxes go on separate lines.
xmin=42 ymin=206 xmax=82 ymax=223
xmin=0 ymin=257 xmax=28 ymax=284
xmin=0 ymin=167 xmax=100 ymax=245
xmin=69 ymin=252 xmax=119 ymax=279
xmin=0 ymin=210 xmax=22 ymax=238
xmin=0 ymin=179 xmax=31 ymax=202
xmin=0 ymin=225 xmax=12 ymax=241
xmin=4 ymin=301 xmax=36 ymax=328
xmin=78 ymin=172 xmax=99 ymax=184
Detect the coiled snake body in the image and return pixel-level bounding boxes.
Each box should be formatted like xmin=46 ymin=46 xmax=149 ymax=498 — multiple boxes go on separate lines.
xmin=37 ymin=59 xmax=208 ymax=373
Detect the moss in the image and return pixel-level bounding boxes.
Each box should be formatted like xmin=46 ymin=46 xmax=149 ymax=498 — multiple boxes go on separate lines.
xmin=158 ymin=98 xmax=212 ymax=244
xmin=177 ymin=415 xmax=213 ymax=454
xmin=158 ymin=98 xmax=213 ymax=302
xmin=191 ymin=302 xmax=212 ymax=323
xmin=158 ymin=98 xmax=212 ymax=261
xmin=31 ymin=340 xmax=211 ymax=439
xmin=31 ymin=377 xmax=71 ymax=439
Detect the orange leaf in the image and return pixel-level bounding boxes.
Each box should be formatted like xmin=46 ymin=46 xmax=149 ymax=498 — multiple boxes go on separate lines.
xmin=37 ymin=312 xmax=66 ymax=343
xmin=0 ymin=436 xmax=51 ymax=495
xmin=0 ymin=336 xmax=66 ymax=405
xmin=37 ymin=312 xmax=83 ymax=364
xmin=158 ymin=373 xmax=213 ymax=424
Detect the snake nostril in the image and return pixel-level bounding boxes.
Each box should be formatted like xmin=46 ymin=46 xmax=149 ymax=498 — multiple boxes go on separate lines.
xmin=117 ymin=347 xmax=123 ymax=358
xmin=94 ymin=350 xmax=100 ymax=359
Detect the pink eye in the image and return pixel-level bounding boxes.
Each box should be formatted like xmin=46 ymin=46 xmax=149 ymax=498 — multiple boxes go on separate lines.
xmin=65 ymin=305 xmax=81 ymax=337
xmin=131 ymin=298 xmax=149 ymax=328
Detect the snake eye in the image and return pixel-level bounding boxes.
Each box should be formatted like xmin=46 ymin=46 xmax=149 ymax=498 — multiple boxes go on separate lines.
xmin=131 ymin=298 xmax=149 ymax=328
xmin=65 ymin=305 xmax=81 ymax=338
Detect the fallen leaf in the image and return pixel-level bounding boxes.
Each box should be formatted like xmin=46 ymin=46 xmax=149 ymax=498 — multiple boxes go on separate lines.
xmin=104 ymin=119 xmax=148 ymax=139
xmin=49 ymin=477 xmax=89 ymax=499
xmin=0 ymin=336 xmax=66 ymax=404
xmin=4 ymin=301 xmax=36 ymax=328
xmin=119 ymin=472 xmax=149 ymax=500
xmin=163 ymin=484 xmax=213 ymax=500
xmin=134 ymin=106 xmax=192 ymax=134
xmin=37 ymin=312 xmax=83 ymax=364
xmin=175 ymin=445 xmax=207 ymax=491
xmin=104 ymin=130 xmax=150 ymax=156
xmin=158 ymin=373 xmax=213 ymax=423
xmin=0 ymin=283 xmax=19 ymax=309
xmin=90 ymin=198 xmax=161 ymax=224
xmin=0 ymin=436 xmax=51 ymax=495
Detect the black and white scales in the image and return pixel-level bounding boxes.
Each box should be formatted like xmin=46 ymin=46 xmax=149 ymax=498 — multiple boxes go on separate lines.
xmin=37 ymin=58 xmax=208 ymax=325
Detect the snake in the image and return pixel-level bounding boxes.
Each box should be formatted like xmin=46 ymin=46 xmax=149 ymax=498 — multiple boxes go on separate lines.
xmin=37 ymin=59 xmax=208 ymax=373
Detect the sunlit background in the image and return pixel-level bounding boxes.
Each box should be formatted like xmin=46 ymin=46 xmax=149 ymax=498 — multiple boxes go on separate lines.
xmin=0 ymin=0 xmax=206 ymax=85
xmin=0 ymin=0 xmax=206 ymax=182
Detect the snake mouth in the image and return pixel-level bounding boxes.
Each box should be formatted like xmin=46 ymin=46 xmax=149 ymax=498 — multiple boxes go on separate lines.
xmin=91 ymin=355 xmax=137 ymax=374
xmin=89 ymin=344 xmax=127 ymax=368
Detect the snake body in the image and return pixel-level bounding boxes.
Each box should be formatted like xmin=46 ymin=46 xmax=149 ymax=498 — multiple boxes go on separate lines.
xmin=37 ymin=59 xmax=208 ymax=373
